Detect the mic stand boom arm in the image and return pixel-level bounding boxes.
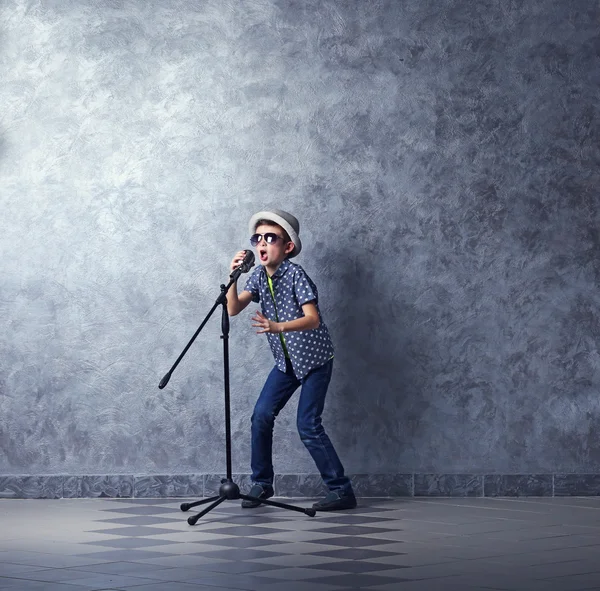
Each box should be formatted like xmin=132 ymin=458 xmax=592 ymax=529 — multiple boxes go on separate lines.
xmin=159 ymin=274 xmax=237 ymax=390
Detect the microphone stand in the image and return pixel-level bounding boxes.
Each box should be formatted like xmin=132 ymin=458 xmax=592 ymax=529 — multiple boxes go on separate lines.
xmin=159 ymin=265 xmax=316 ymax=525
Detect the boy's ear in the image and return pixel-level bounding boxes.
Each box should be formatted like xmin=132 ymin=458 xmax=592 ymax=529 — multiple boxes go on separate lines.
xmin=285 ymin=241 xmax=295 ymax=255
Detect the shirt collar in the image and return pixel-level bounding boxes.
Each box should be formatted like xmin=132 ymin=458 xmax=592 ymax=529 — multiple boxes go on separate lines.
xmin=265 ymin=258 xmax=292 ymax=280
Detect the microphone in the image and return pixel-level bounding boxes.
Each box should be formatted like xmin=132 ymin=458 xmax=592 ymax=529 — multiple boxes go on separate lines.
xmin=231 ymin=249 xmax=255 ymax=277
xmin=238 ymin=249 xmax=255 ymax=273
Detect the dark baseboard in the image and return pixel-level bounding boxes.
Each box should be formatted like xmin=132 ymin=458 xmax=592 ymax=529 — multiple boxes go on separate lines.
xmin=1 ymin=473 xmax=599 ymax=499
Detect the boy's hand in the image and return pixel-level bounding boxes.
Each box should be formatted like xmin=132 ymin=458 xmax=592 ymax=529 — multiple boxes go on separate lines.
xmin=230 ymin=250 xmax=249 ymax=273
xmin=252 ymin=311 xmax=281 ymax=334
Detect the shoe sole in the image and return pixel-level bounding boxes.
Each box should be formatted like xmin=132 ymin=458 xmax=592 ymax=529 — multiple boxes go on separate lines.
xmin=313 ymin=502 xmax=357 ymax=511
xmin=241 ymin=495 xmax=274 ymax=508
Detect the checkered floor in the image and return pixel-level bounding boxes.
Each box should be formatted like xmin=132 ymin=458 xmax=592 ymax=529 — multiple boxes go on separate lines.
xmin=1 ymin=496 xmax=600 ymax=590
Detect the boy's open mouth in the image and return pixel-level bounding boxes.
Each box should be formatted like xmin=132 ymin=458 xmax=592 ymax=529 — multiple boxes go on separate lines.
xmin=259 ymin=249 xmax=268 ymax=262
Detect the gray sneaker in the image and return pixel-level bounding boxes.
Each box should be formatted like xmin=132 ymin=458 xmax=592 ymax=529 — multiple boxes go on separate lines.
xmin=241 ymin=483 xmax=274 ymax=508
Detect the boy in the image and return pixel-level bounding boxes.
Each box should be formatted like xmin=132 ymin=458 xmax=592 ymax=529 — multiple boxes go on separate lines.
xmin=227 ymin=209 xmax=356 ymax=511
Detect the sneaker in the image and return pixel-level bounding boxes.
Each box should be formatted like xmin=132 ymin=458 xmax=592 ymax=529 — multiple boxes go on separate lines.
xmin=312 ymin=490 xmax=357 ymax=511
xmin=241 ymin=483 xmax=274 ymax=508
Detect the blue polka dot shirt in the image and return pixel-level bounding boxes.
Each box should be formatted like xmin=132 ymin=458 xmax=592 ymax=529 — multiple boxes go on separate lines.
xmin=243 ymin=259 xmax=335 ymax=380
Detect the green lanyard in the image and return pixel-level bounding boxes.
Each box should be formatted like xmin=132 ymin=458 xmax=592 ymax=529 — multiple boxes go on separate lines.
xmin=267 ymin=275 xmax=290 ymax=358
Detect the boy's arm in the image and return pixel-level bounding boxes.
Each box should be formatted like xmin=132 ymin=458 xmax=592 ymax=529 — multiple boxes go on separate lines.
xmin=227 ymin=283 xmax=253 ymax=316
xmin=289 ymin=302 xmax=320 ymax=331
xmin=253 ymin=301 xmax=320 ymax=333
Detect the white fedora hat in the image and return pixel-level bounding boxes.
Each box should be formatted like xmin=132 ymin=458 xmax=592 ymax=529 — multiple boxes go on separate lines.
xmin=248 ymin=209 xmax=302 ymax=258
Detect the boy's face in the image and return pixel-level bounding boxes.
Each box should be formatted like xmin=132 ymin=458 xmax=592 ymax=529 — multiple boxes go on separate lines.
xmin=253 ymin=223 xmax=294 ymax=268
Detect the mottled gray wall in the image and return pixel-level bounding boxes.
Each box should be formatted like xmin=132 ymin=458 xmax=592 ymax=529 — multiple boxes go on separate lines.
xmin=1 ymin=0 xmax=598 ymax=479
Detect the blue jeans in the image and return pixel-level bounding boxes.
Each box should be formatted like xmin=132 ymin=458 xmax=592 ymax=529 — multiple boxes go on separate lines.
xmin=251 ymin=358 xmax=352 ymax=493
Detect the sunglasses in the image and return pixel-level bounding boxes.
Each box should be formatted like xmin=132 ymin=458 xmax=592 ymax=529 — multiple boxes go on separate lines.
xmin=250 ymin=232 xmax=285 ymax=246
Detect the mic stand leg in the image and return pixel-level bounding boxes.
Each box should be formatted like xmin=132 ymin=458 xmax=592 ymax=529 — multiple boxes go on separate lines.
xmin=177 ymin=282 xmax=316 ymax=525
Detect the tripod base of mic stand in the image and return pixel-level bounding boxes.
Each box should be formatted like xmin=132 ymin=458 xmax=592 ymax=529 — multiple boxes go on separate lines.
xmin=180 ymin=479 xmax=317 ymax=525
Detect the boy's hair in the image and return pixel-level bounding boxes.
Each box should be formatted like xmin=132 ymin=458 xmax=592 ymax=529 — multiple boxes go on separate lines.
xmin=255 ymin=219 xmax=292 ymax=244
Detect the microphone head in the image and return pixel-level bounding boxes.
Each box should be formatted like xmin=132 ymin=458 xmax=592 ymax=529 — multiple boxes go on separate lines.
xmin=239 ymin=249 xmax=255 ymax=273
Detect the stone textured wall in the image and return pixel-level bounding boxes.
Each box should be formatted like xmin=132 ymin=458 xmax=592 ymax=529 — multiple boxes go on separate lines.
xmin=1 ymin=1 xmax=598 ymax=486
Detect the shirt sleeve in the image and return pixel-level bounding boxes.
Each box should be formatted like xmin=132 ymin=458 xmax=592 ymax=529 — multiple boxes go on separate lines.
xmin=293 ymin=268 xmax=318 ymax=306
xmin=243 ymin=268 xmax=261 ymax=303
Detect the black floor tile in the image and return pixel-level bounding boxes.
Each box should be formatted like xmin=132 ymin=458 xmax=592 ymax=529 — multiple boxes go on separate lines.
xmin=310 ymin=548 xmax=402 ymax=560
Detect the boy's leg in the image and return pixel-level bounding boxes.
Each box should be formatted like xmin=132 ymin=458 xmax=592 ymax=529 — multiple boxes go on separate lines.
xmin=296 ymin=359 xmax=356 ymax=510
xmin=247 ymin=359 xmax=300 ymax=500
